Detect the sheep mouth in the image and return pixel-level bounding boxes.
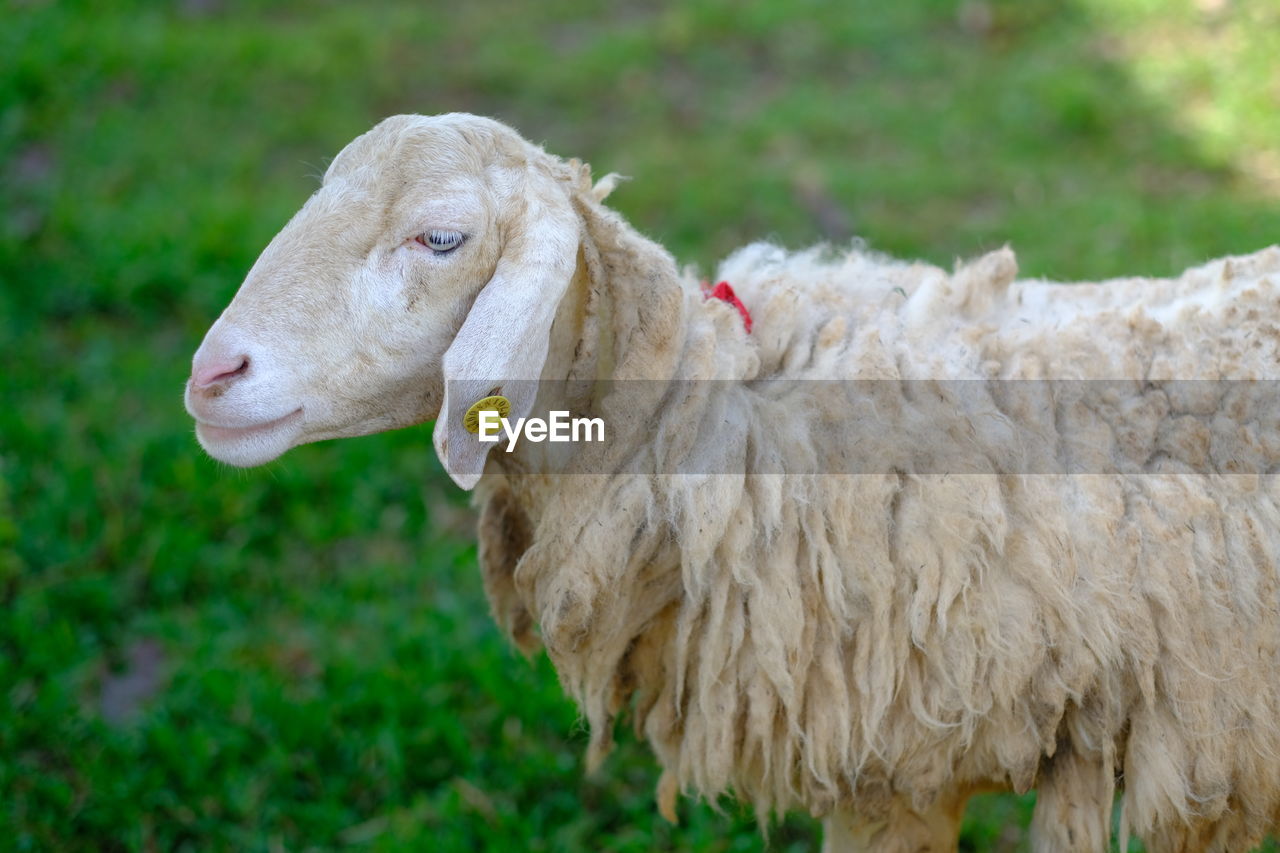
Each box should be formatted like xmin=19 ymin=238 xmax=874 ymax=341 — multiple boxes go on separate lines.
xmin=194 ymin=407 xmax=304 ymax=465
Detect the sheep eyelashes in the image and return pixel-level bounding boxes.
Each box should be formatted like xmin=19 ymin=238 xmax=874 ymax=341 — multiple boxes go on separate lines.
xmin=418 ymin=229 xmax=465 ymax=253
xmin=188 ymin=113 xmax=1280 ymax=852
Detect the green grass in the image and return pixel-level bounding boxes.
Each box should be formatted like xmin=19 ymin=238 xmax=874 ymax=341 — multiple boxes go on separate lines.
xmin=3 ymin=0 xmax=1277 ymax=849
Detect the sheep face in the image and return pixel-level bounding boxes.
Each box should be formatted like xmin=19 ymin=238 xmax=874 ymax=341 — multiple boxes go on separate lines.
xmin=185 ymin=114 xmax=580 ymax=484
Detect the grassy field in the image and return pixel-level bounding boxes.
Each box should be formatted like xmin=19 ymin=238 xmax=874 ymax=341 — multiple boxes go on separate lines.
xmin=3 ymin=0 xmax=1278 ymax=850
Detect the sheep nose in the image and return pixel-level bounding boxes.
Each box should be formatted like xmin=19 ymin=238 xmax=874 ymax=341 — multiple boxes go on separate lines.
xmin=192 ymin=355 xmax=250 ymax=389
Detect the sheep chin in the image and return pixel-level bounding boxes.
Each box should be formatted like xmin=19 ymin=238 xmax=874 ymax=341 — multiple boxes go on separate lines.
xmin=194 ymin=408 xmax=303 ymax=467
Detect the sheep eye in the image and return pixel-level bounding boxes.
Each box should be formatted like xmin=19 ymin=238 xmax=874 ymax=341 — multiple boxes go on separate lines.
xmin=417 ymin=229 xmax=464 ymax=254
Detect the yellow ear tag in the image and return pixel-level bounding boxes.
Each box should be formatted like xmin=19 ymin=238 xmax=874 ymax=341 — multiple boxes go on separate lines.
xmin=463 ymin=395 xmax=512 ymax=435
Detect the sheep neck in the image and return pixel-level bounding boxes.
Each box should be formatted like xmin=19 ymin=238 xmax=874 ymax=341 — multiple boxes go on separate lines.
xmin=493 ymin=206 xmax=719 ymax=484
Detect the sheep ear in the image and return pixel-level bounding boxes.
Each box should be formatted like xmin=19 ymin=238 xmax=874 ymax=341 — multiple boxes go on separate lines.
xmin=432 ymin=182 xmax=580 ymax=490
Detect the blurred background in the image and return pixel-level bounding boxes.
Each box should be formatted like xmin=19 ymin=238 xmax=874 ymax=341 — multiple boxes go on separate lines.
xmin=3 ymin=0 xmax=1278 ymax=849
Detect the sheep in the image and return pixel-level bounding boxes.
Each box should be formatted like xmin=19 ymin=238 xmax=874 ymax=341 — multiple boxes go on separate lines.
xmin=185 ymin=112 xmax=1280 ymax=852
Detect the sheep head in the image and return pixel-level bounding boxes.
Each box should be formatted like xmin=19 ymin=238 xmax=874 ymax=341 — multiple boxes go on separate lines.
xmin=185 ymin=113 xmax=586 ymax=488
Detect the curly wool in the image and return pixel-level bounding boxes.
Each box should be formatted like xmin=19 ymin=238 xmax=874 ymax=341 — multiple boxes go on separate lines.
xmin=477 ymin=169 xmax=1280 ymax=851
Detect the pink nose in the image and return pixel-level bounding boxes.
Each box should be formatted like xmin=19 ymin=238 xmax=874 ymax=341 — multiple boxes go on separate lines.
xmin=192 ymin=355 xmax=250 ymax=388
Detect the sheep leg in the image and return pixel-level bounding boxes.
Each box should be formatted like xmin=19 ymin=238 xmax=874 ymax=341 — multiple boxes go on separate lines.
xmin=1029 ymin=745 xmax=1113 ymax=853
xmin=822 ymin=792 xmax=968 ymax=853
